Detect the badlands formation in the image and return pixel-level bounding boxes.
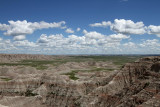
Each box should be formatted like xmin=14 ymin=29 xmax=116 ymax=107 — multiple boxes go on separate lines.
xmin=0 ymin=54 xmax=160 ymax=107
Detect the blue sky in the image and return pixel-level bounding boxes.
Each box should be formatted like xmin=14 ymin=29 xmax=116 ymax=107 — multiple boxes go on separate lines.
xmin=0 ymin=0 xmax=160 ymax=54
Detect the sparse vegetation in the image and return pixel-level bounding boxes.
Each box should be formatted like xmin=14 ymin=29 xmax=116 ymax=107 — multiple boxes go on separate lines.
xmin=0 ymin=55 xmax=141 ymax=81
xmin=25 ymin=90 xmax=38 ymax=96
xmin=0 ymin=77 xmax=12 ymax=81
xmin=0 ymin=55 xmax=142 ymax=70
xmin=63 ymin=67 xmax=115 ymax=80
xmin=63 ymin=70 xmax=79 ymax=80
xmin=69 ymin=55 xmax=141 ymax=66
xmin=0 ymin=60 xmax=60 ymax=70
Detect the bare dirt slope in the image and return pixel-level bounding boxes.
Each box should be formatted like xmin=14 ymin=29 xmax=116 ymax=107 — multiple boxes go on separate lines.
xmin=0 ymin=54 xmax=160 ymax=107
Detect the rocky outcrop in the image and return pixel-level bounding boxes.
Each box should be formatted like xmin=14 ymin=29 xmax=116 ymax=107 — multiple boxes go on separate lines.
xmin=0 ymin=56 xmax=160 ymax=107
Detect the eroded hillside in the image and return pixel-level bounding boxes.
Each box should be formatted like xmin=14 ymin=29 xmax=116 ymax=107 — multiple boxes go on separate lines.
xmin=0 ymin=54 xmax=160 ymax=107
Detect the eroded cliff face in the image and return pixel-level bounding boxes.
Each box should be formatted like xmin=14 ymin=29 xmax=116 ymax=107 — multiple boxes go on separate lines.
xmin=0 ymin=56 xmax=160 ymax=107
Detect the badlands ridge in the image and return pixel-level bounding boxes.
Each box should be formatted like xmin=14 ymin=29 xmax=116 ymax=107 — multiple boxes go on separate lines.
xmin=0 ymin=54 xmax=159 ymax=107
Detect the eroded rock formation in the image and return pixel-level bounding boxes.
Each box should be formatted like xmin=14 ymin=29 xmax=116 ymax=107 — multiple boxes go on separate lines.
xmin=0 ymin=55 xmax=160 ymax=107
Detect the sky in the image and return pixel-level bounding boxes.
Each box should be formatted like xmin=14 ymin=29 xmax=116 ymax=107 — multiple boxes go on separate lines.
xmin=0 ymin=0 xmax=160 ymax=54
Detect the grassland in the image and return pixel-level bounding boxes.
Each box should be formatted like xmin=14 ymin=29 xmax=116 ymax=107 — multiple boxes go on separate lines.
xmin=0 ymin=60 xmax=64 ymax=70
xmin=62 ymin=55 xmax=142 ymax=80
xmin=68 ymin=55 xmax=141 ymax=66
xmin=0 ymin=55 xmax=142 ymax=71
xmin=62 ymin=67 xmax=115 ymax=80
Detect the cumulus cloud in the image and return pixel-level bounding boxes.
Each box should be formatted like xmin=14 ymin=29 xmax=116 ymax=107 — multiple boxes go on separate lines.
xmin=36 ymin=31 xmax=130 ymax=51
xmin=13 ymin=40 xmax=37 ymax=47
xmin=1 ymin=18 xmax=160 ymax=54
xmin=65 ymin=28 xmax=74 ymax=33
xmin=37 ymin=34 xmax=49 ymax=43
xmin=139 ymin=39 xmax=160 ymax=48
xmin=123 ymin=42 xmax=135 ymax=47
xmin=109 ymin=33 xmax=130 ymax=39
xmin=0 ymin=24 xmax=10 ymax=31
xmin=76 ymin=28 xmax=81 ymax=32
xmin=148 ymin=25 xmax=160 ymax=37
xmin=0 ymin=32 xmax=159 ymax=54
xmin=111 ymin=19 xmax=146 ymax=35
xmin=90 ymin=19 xmax=147 ymax=35
xmin=13 ymin=35 xmax=26 ymax=41
xmin=82 ymin=29 xmax=88 ymax=34
xmin=89 ymin=21 xmax=111 ymax=27
xmin=85 ymin=31 xmax=105 ymax=39
xmin=138 ymin=39 xmax=160 ymax=54
xmin=0 ymin=38 xmax=17 ymax=52
xmin=0 ymin=20 xmax=66 ymax=41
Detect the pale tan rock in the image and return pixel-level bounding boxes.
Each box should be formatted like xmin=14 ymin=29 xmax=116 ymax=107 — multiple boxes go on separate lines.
xmin=0 ymin=54 xmax=160 ymax=107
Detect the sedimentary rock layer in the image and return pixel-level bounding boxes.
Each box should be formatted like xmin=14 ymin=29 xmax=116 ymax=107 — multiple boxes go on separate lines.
xmin=0 ymin=55 xmax=160 ymax=107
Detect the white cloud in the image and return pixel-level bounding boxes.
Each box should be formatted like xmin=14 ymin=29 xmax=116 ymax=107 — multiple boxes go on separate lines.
xmin=85 ymin=31 xmax=105 ymax=39
xmin=148 ymin=25 xmax=160 ymax=37
xmin=37 ymin=34 xmax=66 ymax=47
xmin=111 ymin=19 xmax=146 ymax=35
xmin=65 ymin=28 xmax=74 ymax=33
xmin=60 ymin=26 xmax=67 ymax=29
xmin=1 ymin=18 xmax=160 ymax=54
xmin=82 ymin=31 xmax=129 ymax=47
xmin=13 ymin=35 xmax=26 ymax=41
xmin=13 ymin=40 xmax=37 ymax=47
xmin=68 ymin=35 xmax=84 ymax=42
xmin=0 ymin=20 xmax=66 ymax=40
xmin=82 ymin=29 xmax=88 ymax=34
xmin=37 ymin=34 xmax=49 ymax=43
xmin=123 ymin=42 xmax=135 ymax=47
xmin=121 ymin=42 xmax=138 ymax=54
xmin=0 ymin=38 xmax=17 ymax=52
xmin=35 ymin=31 xmax=129 ymax=52
xmin=137 ymin=39 xmax=160 ymax=54
xmin=76 ymin=28 xmax=81 ymax=32
xmin=0 ymin=24 xmax=10 ymax=31
xmin=96 ymin=33 xmax=130 ymax=47
xmin=109 ymin=34 xmax=130 ymax=39
xmin=139 ymin=39 xmax=160 ymax=47
xmin=0 ymin=32 xmax=160 ymax=54
xmin=89 ymin=21 xmax=111 ymax=27
xmin=31 ymin=21 xmax=65 ymax=29
xmin=90 ymin=19 xmax=146 ymax=35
